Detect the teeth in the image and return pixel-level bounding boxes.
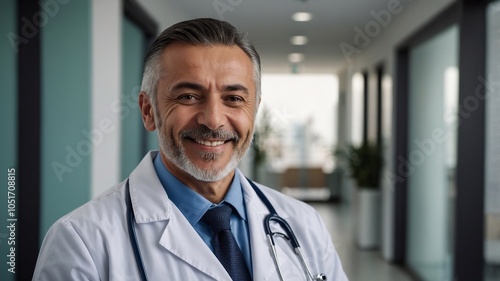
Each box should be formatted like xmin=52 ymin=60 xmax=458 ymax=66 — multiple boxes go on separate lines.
xmin=195 ymin=139 xmax=225 ymax=146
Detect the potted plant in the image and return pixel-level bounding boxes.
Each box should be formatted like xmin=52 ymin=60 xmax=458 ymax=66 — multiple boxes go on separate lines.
xmin=336 ymin=142 xmax=383 ymax=249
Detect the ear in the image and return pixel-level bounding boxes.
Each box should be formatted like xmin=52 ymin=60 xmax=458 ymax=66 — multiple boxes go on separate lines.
xmin=139 ymin=91 xmax=157 ymax=132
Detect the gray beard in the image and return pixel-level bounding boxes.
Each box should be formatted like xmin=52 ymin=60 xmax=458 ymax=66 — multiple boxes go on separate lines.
xmin=156 ymin=125 xmax=248 ymax=182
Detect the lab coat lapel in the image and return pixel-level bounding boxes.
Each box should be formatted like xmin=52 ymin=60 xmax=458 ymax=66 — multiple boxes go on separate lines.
xmin=130 ymin=151 xmax=230 ymax=280
xmin=158 ymin=206 xmax=231 ymax=280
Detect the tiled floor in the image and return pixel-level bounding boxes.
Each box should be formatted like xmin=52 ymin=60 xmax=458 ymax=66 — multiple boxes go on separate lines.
xmin=309 ymin=202 xmax=415 ymax=281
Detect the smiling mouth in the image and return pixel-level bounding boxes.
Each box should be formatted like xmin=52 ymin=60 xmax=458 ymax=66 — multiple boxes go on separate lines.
xmin=193 ymin=139 xmax=229 ymax=147
xmin=180 ymin=127 xmax=239 ymax=148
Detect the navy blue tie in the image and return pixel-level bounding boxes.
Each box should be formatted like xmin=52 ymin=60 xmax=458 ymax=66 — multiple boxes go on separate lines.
xmin=202 ymin=204 xmax=252 ymax=281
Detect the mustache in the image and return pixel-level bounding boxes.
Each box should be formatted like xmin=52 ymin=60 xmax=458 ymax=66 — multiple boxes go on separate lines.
xmin=179 ymin=126 xmax=240 ymax=142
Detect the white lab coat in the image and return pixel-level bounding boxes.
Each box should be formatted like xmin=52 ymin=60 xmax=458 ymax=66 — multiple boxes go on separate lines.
xmin=33 ymin=151 xmax=348 ymax=281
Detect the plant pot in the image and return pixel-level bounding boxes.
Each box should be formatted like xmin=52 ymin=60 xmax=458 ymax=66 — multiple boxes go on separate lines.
xmin=356 ymin=188 xmax=381 ymax=249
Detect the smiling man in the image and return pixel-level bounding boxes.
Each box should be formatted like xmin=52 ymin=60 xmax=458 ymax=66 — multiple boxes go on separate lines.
xmin=145 ymin=42 xmax=257 ymax=202
xmin=33 ymin=19 xmax=348 ymax=281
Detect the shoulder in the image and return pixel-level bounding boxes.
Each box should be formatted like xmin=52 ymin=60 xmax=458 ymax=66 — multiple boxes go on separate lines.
xmin=33 ymin=181 xmax=131 ymax=280
xmin=52 ymin=179 xmax=128 ymax=235
xmin=247 ymin=181 xmax=321 ymax=222
xmin=38 ymin=182 xmax=128 ymax=256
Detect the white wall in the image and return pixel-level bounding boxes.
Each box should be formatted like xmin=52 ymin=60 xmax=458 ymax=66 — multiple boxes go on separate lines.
xmin=91 ymin=0 xmax=122 ymax=197
xmin=336 ymin=0 xmax=456 ymax=261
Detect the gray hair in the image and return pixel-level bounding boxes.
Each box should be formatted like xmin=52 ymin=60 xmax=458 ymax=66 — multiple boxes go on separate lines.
xmin=140 ymin=18 xmax=261 ymax=109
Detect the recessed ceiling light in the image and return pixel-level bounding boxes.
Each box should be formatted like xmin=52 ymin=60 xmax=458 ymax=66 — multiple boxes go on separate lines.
xmin=292 ymin=12 xmax=313 ymax=22
xmin=291 ymin=35 xmax=308 ymax=45
xmin=288 ymin=53 xmax=304 ymax=63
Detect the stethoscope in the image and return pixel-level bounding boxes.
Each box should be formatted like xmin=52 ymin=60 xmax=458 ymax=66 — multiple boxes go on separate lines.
xmin=125 ymin=178 xmax=327 ymax=281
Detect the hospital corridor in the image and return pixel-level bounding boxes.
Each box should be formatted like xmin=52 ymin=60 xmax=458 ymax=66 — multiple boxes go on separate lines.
xmin=311 ymin=202 xmax=414 ymax=281
xmin=1 ymin=0 xmax=500 ymax=280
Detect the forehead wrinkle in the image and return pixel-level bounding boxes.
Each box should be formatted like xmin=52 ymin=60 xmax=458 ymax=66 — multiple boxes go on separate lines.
xmin=160 ymin=44 xmax=255 ymax=96
xmin=171 ymin=81 xmax=207 ymax=93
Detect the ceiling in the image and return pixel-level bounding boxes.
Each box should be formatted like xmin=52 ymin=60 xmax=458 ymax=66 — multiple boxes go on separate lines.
xmin=166 ymin=0 xmax=395 ymax=74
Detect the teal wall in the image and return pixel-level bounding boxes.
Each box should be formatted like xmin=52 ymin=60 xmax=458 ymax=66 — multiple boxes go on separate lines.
xmin=0 ymin=1 xmax=17 ymax=280
xmin=121 ymin=17 xmax=146 ymax=178
xmin=147 ymin=127 xmax=159 ymax=152
xmin=40 ymin=0 xmax=91 ymax=240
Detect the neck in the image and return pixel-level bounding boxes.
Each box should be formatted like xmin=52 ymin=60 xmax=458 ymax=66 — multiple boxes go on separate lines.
xmin=160 ymin=153 xmax=234 ymax=204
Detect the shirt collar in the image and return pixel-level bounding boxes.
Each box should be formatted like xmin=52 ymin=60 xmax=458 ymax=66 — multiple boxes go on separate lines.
xmin=153 ymin=154 xmax=247 ymax=226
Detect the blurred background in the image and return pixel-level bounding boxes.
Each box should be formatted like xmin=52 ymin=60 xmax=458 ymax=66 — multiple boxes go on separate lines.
xmin=1 ymin=0 xmax=499 ymax=280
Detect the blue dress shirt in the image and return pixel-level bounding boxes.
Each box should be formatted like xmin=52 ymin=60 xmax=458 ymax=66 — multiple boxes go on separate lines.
xmin=153 ymin=154 xmax=253 ymax=273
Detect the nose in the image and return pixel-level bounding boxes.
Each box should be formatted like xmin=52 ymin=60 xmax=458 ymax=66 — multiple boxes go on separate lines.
xmin=196 ymin=95 xmax=227 ymax=130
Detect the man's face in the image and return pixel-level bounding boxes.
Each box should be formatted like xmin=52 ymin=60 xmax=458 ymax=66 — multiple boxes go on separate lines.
xmin=153 ymin=43 xmax=258 ymax=182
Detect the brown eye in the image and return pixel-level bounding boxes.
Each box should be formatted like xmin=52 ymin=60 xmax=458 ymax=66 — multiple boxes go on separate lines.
xmin=178 ymin=94 xmax=196 ymax=100
xmin=176 ymin=94 xmax=200 ymax=104
xmin=225 ymin=96 xmax=244 ymax=102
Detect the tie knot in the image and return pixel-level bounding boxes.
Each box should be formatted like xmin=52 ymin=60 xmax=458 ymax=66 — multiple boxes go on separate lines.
xmin=202 ymin=204 xmax=233 ymax=233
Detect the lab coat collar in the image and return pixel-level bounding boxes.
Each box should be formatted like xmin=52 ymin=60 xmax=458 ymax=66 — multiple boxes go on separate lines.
xmin=159 ymin=203 xmax=232 ymax=280
xmin=128 ymin=151 xmax=172 ymax=224
xmin=128 ymin=151 xmax=235 ymax=280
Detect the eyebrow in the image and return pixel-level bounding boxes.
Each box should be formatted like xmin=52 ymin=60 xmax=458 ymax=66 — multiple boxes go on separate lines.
xmin=222 ymin=84 xmax=249 ymax=95
xmin=171 ymin=82 xmax=206 ymax=92
xmin=171 ymin=82 xmax=249 ymax=95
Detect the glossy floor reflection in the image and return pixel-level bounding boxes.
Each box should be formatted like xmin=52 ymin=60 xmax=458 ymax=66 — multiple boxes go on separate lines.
xmin=309 ymin=202 xmax=415 ymax=281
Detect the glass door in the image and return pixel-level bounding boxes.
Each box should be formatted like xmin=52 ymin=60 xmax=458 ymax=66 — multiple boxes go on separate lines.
xmin=121 ymin=16 xmax=148 ymax=178
xmin=407 ymin=24 xmax=459 ymax=281
xmin=485 ymin=2 xmax=500 ymax=280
